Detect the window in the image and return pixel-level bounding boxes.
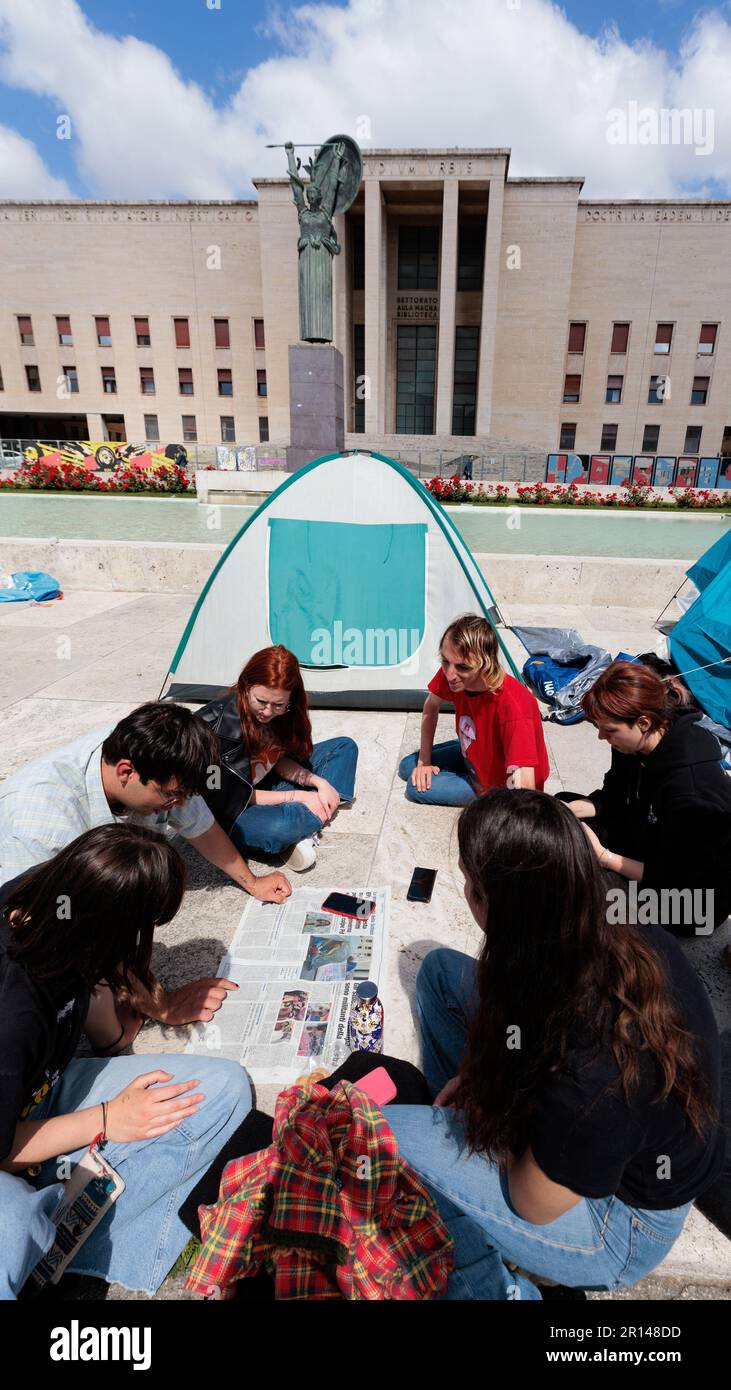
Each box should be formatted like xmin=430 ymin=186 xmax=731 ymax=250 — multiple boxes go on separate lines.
xmin=256 ymin=369 xmax=267 ymax=398
xmin=563 ymin=373 xmax=581 ymax=404
xmin=220 ymin=416 xmax=235 ymax=442
xmin=691 ymin=375 xmax=709 ymax=405
xmin=26 ymin=364 xmax=41 ymax=391
xmin=567 ymin=322 xmax=586 ymax=354
xmin=684 ymin=425 xmax=702 ymax=453
xmin=0 ymin=367 xmax=4 ymax=391
xmin=654 ymin=322 xmax=673 ymax=354
xmin=254 ymin=318 xmax=265 ymax=350
xmin=611 ymin=322 xmax=630 ymax=354
xmin=648 ymin=375 xmax=666 ymax=404
xmin=258 ymin=416 xmax=269 ymax=443
xmin=140 ymin=367 xmax=155 ymax=395
xmin=95 ymin=316 xmax=112 ymax=346
xmin=606 ymin=374 xmax=623 ymax=404
xmin=351 ymin=220 xmax=364 ymax=290
xmin=353 ymin=323 xmax=365 ymax=433
xmin=135 ymin=317 xmax=151 ymax=346
xmin=62 ymin=366 xmax=79 ymax=393
xmin=101 ymin=366 xmax=117 ymax=394
xmin=600 ymin=423 xmax=618 ymax=451
xmin=174 ymin=317 xmax=190 ymax=348
xmin=56 ymin=315 xmax=73 ymax=346
xmin=213 ymin=318 xmax=230 ymax=349
xmin=452 ymin=325 xmax=479 ymax=435
xmin=559 ymin=422 xmax=576 ymax=450
xmin=217 ymin=368 xmax=233 ymax=396
xmin=396 ymin=323 xmax=437 ymax=433
xmin=698 ymin=323 xmax=717 ymax=355
xmin=457 ymin=223 xmax=484 ymax=292
xmin=398 ymin=225 xmax=439 ymax=290
xmin=182 ymin=414 xmax=197 ymax=441
xmin=17 ymin=315 xmax=34 ymax=346
xmin=178 ymin=367 xmax=194 ymax=395
xmin=642 ymin=424 xmax=660 ymax=452
xmin=144 ymin=414 xmax=160 ymax=442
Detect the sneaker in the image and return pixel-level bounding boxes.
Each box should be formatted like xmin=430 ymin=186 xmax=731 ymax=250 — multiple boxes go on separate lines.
xmin=282 ymin=836 xmax=317 ymax=872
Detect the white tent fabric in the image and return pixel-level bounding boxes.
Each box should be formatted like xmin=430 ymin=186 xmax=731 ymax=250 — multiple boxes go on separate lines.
xmin=165 ymin=450 xmax=517 ymax=709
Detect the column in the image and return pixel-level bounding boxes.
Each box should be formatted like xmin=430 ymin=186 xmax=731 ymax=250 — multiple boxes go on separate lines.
xmin=476 ymin=175 xmax=505 ymax=436
xmin=435 ymin=180 xmax=460 ymax=436
xmin=332 ymin=211 xmax=351 ymax=425
xmin=364 ymin=178 xmax=386 ymax=434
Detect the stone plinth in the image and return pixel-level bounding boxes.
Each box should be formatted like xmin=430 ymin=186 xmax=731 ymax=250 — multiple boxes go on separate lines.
xmin=287 ymin=343 xmax=344 ymax=473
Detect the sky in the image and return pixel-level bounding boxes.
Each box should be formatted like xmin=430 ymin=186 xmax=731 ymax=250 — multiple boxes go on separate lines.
xmin=0 ymin=0 xmax=728 ymax=200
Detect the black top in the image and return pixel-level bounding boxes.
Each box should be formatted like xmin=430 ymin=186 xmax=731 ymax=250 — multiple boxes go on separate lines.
xmin=530 ymin=927 xmax=725 ymax=1208
xmin=198 ymin=691 xmax=254 ymax=835
xmin=590 ymin=711 xmax=731 ymax=929
xmin=0 ymin=882 xmax=89 ymax=1162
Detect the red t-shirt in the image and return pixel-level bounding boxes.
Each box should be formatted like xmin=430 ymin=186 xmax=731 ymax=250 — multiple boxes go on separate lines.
xmin=427 ymin=668 xmax=550 ymax=794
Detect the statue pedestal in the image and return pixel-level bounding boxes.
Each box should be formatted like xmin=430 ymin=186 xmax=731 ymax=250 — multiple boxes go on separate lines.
xmin=287 ymin=343 xmax=344 ymax=473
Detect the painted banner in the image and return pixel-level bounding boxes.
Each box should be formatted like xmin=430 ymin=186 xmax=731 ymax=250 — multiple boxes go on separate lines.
xmin=588 ymin=455 xmax=611 ymax=484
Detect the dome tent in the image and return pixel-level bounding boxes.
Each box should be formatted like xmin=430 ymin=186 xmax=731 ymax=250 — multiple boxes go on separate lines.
xmin=163 ymin=449 xmax=519 ymax=710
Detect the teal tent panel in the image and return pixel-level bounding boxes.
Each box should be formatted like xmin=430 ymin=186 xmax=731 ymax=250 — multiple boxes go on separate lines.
xmin=671 ymin=566 xmax=731 ymax=727
xmin=686 ymin=530 xmax=731 ymax=591
xmin=268 ymin=518 xmax=427 ymax=667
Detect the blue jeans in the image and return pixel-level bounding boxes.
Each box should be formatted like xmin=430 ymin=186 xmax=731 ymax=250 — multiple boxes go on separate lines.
xmin=1 ymin=1053 xmax=251 ymax=1299
xmin=385 ymin=948 xmax=691 ymax=1296
xmin=399 ymin=740 xmax=476 ymax=807
xmin=231 ymin=736 xmax=359 ymax=854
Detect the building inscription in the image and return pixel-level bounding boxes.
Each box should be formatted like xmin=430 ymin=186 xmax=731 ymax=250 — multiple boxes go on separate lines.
xmin=0 ymin=207 xmax=255 ymax=223
xmin=396 ymin=293 xmax=439 ymax=321
xmin=583 ymin=205 xmax=730 ymax=223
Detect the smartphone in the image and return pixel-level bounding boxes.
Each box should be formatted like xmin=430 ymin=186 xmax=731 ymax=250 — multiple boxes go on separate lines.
xmin=355 ymin=1066 xmax=397 ymax=1106
xmin=321 ymin=892 xmax=376 ymax=921
xmin=406 ymin=866 xmax=437 ymax=903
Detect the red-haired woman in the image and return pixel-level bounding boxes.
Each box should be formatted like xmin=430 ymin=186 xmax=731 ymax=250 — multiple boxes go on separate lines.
xmin=559 ymin=660 xmax=731 ymax=932
xmin=200 ymin=646 xmax=358 ymax=871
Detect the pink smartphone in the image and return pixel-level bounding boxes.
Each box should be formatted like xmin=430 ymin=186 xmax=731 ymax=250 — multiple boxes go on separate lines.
xmin=355 ymin=1066 xmax=397 ymax=1106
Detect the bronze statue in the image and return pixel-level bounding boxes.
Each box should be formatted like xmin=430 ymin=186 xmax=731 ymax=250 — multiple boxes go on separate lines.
xmin=284 ymin=135 xmax=362 ymax=343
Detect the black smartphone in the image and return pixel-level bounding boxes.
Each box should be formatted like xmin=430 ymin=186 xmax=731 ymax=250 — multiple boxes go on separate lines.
xmin=406 ymin=867 xmax=437 ymax=903
xmin=321 ymin=892 xmax=376 ymax=921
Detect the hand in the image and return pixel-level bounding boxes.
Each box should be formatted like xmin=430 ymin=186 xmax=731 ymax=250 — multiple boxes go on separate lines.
xmin=107 ymin=1070 xmax=204 ymax=1142
xmin=311 ymin=778 xmax=340 ymax=819
xmin=565 ymin=798 xmax=597 ymax=819
xmin=295 ymin=789 xmax=329 ymax=822
xmin=250 ymin=871 xmax=291 ymax=903
xmin=284 ymin=140 xmax=294 ymax=151
xmin=158 ymin=978 xmax=239 ymax=1026
xmin=411 ymin=761 xmax=439 ymax=793
xmin=581 ymin=822 xmax=605 ymax=861
xmin=433 ymin=1075 xmax=461 ymax=1109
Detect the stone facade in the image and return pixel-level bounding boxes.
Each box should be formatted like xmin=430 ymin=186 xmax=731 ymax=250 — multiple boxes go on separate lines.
xmin=1 ymin=152 xmax=730 ymax=458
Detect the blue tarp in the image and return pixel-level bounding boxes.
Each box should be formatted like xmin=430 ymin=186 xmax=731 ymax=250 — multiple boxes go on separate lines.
xmin=0 ymin=571 xmax=61 ymax=603
xmin=671 ymin=532 xmax=731 ymax=728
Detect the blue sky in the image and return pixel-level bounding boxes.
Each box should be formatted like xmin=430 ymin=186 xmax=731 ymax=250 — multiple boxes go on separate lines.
xmin=0 ymin=0 xmax=728 ymax=200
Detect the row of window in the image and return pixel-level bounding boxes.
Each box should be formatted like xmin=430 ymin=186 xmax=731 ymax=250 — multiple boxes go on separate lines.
xmin=560 ymin=422 xmax=707 ymax=454
xmin=7 ymin=364 xmax=267 ymax=398
xmin=568 ymin=320 xmax=718 ymax=357
xmin=349 ymin=221 xmax=486 ymax=294
xmin=564 ymin=373 xmax=712 ymax=406
xmin=141 ymin=415 xmax=270 ymax=444
xmin=14 ymin=314 xmax=266 ymax=351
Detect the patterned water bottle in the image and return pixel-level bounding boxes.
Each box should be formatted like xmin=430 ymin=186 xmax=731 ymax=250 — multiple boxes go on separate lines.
xmin=348 ymin=981 xmax=384 ymax=1054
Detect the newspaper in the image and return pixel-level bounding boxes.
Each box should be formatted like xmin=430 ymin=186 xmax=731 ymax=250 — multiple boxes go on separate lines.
xmin=185 ymin=886 xmax=389 ymax=1084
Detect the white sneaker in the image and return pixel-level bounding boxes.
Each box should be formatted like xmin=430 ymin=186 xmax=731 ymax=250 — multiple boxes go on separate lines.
xmin=282 ymin=836 xmax=318 ymax=872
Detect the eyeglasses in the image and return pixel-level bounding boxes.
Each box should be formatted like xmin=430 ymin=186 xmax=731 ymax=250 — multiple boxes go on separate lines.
xmin=249 ymin=692 xmax=289 ymax=714
xmin=150 ymin=780 xmax=188 ymax=806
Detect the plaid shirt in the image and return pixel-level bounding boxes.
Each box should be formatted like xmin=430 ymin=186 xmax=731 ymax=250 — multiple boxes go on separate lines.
xmin=186 ymin=1080 xmax=454 ymax=1301
xmin=0 ymin=727 xmax=213 ymax=886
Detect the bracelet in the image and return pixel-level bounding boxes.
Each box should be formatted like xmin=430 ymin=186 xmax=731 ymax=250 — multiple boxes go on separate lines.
xmin=89 ymin=1099 xmax=109 ymax=1151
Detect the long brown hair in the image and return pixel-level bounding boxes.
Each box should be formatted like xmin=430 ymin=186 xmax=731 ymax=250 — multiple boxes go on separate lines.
xmin=454 ymin=790 xmax=716 ymax=1161
xmin=582 ymin=660 xmax=681 ymax=731
xmin=234 ymin=645 xmax=312 ymax=763
xmin=5 ymin=824 xmax=185 ymax=1012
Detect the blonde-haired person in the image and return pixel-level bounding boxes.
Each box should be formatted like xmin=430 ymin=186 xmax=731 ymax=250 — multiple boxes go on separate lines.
xmin=399 ymin=615 xmax=549 ymax=806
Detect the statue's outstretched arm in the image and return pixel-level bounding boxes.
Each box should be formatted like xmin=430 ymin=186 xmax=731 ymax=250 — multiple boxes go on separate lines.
xmin=285 ymin=141 xmax=306 ymax=208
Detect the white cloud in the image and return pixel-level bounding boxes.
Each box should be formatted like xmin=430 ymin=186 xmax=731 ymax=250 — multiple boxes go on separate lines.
xmin=0 ymin=0 xmax=728 ymax=198
xmin=0 ymin=123 xmax=72 ymax=197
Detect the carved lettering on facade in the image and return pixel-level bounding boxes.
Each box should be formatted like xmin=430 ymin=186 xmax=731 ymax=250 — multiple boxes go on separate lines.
xmin=0 ymin=206 xmax=255 ymax=224
xmin=396 ymin=293 xmax=439 ymax=321
xmin=582 ymin=205 xmax=730 ymax=224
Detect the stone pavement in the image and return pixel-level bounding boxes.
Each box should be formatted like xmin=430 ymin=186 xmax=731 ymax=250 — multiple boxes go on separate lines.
xmin=0 ymin=588 xmax=729 ymax=1300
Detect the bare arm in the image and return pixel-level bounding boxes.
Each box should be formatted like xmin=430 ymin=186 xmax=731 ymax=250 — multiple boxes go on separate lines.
xmin=507 ymin=1146 xmax=582 ymax=1225
xmin=418 ymin=693 xmax=441 ymax=765
xmin=1 ymin=1108 xmax=104 ymax=1172
xmin=189 ymin=820 xmax=291 ymax=900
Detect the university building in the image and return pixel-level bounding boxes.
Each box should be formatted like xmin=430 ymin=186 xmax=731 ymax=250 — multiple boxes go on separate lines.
xmin=1 ymin=146 xmax=730 ymax=460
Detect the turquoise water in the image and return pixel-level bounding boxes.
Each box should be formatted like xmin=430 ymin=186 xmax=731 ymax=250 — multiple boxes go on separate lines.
xmin=0 ymin=493 xmax=729 ymax=559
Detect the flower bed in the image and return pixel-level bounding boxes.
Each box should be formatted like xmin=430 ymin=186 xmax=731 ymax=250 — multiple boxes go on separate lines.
xmin=0 ymin=458 xmax=193 ymax=495
xmin=424 ymin=475 xmax=730 ymax=510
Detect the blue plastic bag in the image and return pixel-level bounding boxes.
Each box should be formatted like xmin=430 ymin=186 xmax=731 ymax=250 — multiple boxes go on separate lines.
xmin=0 ymin=571 xmax=61 ymax=603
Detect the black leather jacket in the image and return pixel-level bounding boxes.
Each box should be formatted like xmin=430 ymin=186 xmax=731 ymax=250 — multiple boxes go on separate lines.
xmin=198 ymin=691 xmax=253 ymax=834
